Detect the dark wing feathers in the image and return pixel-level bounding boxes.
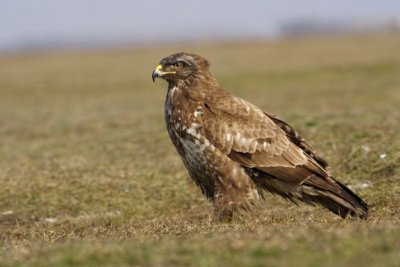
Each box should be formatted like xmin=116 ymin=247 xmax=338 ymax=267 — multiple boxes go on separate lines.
xmin=268 ymin=114 xmax=330 ymax=169
xmin=202 ymin=90 xmax=368 ymax=218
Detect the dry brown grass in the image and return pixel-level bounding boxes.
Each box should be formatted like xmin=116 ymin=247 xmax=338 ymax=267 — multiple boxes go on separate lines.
xmin=0 ymin=33 xmax=399 ymax=266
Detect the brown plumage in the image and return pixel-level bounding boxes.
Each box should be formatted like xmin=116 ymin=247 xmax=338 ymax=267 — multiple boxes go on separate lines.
xmin=152 ymin=52 xmax=368 ymax=220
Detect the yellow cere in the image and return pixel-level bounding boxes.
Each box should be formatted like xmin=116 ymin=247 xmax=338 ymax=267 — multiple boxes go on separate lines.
xmin=156 ymin=64 xmax=163 ymax=70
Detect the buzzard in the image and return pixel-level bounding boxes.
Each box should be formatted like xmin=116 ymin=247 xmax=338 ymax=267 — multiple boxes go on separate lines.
xmin=152 ymin=52 xmax=368 ymax=220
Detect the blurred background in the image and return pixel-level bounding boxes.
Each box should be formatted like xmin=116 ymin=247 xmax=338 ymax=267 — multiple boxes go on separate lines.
xmin=1 ymin=2 xmax=400 ymax=266
xmin=1 ymin=0 xmax=400 ymax=53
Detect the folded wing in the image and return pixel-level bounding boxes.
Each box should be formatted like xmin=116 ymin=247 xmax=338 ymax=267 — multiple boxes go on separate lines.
xmin=202 ymin=89 xmax=368 ymax=218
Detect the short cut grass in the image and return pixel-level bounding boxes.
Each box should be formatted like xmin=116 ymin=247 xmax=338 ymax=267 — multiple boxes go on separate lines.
xmin=0 ymin=33 xmax=399 ymax=267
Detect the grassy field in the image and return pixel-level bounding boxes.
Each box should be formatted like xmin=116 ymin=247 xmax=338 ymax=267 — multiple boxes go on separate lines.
xmin=0 ymin=33 xmax=399 ymax=266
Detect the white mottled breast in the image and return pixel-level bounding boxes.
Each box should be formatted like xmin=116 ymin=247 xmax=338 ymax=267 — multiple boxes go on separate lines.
xmin=165 ymin=86 xmax=212 ymax=177
xmin=175 ymin=130 xmax=208 ymax=175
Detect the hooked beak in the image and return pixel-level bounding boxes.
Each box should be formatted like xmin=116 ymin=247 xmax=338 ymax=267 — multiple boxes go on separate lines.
xmin=151 ymin=64 xmax=176 ymax=82
xmin=151 ymin=64 xmax=163 ymax=82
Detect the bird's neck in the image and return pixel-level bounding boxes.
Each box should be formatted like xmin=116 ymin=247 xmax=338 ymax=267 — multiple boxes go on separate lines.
xmin=168 ymin=72 xmax=219 ymax=101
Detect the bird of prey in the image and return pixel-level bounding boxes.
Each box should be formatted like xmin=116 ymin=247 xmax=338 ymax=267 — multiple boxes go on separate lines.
xmin=152 ymin=52 xmax=368 ymax=221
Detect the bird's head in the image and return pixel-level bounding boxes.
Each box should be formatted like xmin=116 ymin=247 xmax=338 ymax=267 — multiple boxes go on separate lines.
xmin=152 ymin=52 xmax=210 ymax=84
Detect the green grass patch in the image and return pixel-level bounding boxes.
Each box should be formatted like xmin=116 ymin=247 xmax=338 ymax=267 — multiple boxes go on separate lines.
xmin=1 ymin=34 xmax=400 ymax=266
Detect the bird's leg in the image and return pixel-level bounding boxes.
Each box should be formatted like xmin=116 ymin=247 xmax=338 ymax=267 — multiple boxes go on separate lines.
xmin=213 ymin=178 xmax=260 ymax=222
xmin=213 ymin=189 xmax=234 ymax=222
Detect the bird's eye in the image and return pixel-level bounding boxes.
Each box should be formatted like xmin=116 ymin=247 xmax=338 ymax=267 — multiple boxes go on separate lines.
xmin=174 ymin=61 xmax=183 ymax=67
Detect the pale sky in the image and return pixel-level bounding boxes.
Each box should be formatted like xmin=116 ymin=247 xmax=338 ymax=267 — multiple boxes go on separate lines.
xmin=1 ymin=0 xmax=400 ymax=52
